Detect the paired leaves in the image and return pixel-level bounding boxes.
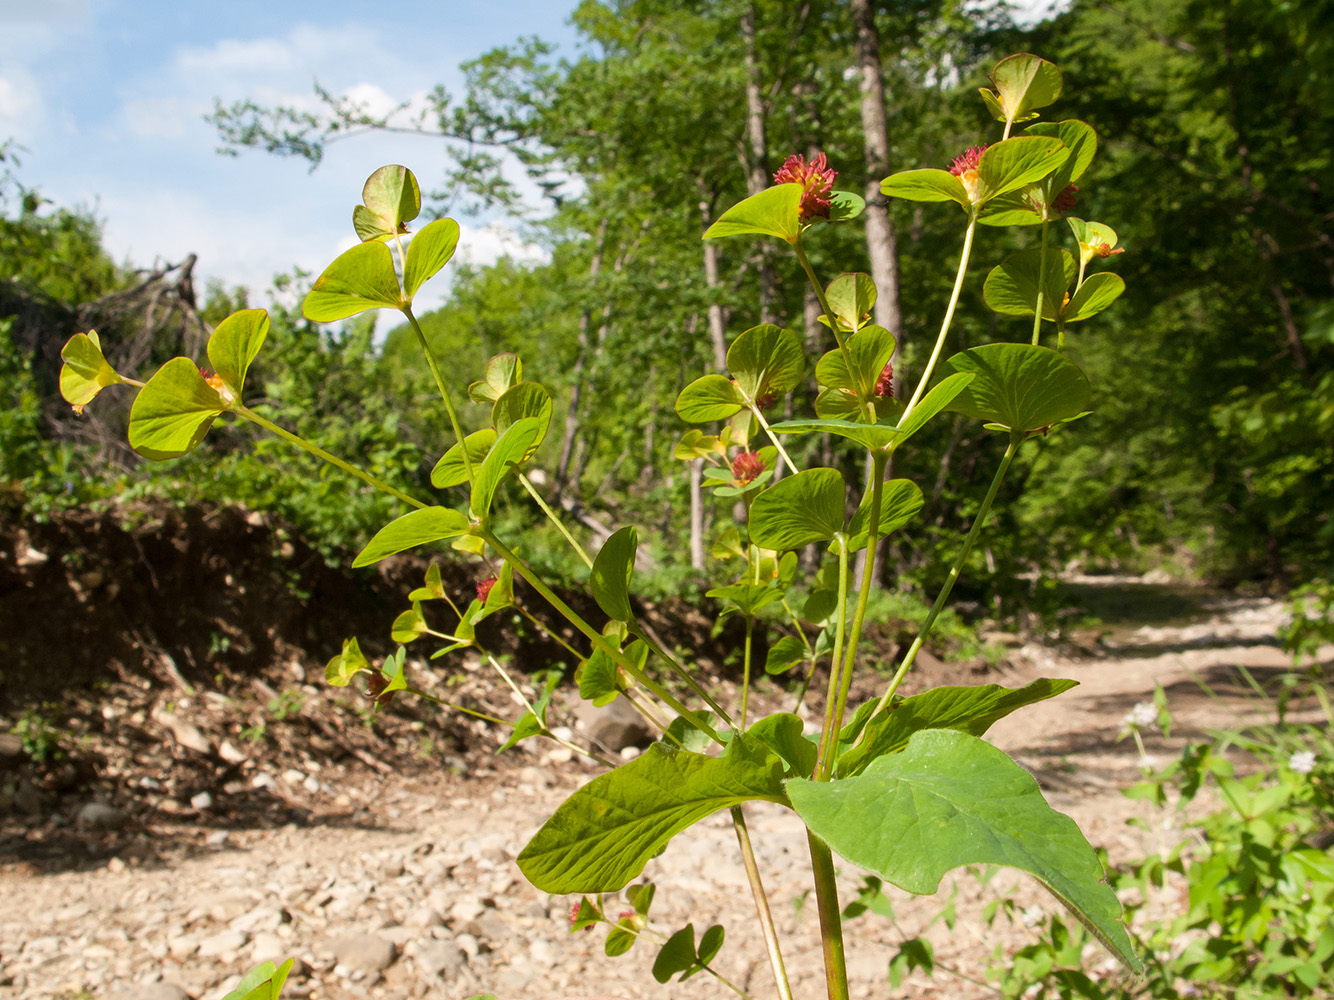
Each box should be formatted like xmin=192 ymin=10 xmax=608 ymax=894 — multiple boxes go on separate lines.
xmin=59 ymin=331 xmax=122 ymax=410
xmin=980 ymin=53 xmax=1063 ymax=127
xmin=945 ymin=344 xmax=1091 ymax=434
xmin=303 ymin=242 xmax=402 ymax=321
xmin=352 ymin=164 xmax=420 ymax=242
xmin=128 ymin=357 xmax=226 ymax=460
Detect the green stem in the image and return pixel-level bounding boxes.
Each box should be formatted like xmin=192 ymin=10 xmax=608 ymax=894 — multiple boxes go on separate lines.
xmin=741 ymin=617 xmax=754 ymax=729
xmin=518 ymin=472 xmax=592 ymax=568
xmin=234 ymin=405 xmax=427 ymax=509
xmin=813 ymin=539 xmax=851 ymax=778
xmin=731 ymin=805 xmax=795 ymax=1000
xmin=750 ymin=404 xmax=799 ymax=475
xmin=482 ymin=530 xmax=725 ymax=744
xmin=401 ymin=304 xmax=474 ymax=485
xmin=630 ymin=626 xmax=736 ymax=729
xmin=901 ymin=217 xmax=977 ymax=421
xmin=873 ymin=432 xmax=1021 ymax=714
xmin=824 ymin=451 xmax=888 ymax=777
xmin=808 ymin=832 xmax=850 ymax=1000
xmin=402 ymin=686 xmax=507 ymax=726
xmin=1031 ymin=218 xmax=1051 ymax=347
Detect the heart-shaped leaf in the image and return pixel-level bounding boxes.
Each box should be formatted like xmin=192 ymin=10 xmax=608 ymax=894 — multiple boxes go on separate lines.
xmin=206 ymin=308 xmax=268 ymax=397
xmin=748 ymin=468 xmax=846 ymax=550
xmin=303 ymin=242 xmax=402 ymax=321
xmin=676 ymin=374 xmax=745 ymax=423
xmin=516 ymin=733 xmax=787 ymax=893
xmin=352 ymin=164 xmax=421 ymax=242
xmin=1065 ymin=272 xmax=1125 ymax=322
xmin=944 ymin=343 xmax=1091 ymax=433
xmin=592 ymin=526 xmax=638 ymax=622
xmin=981 ymin=53 xmax=1063 ymax=126
xmin=59 ymin=331 xmax=123 ymax=410
xmin=983 ymin=248 xmax=1076 ymax=319
xmin=128 ymin=357 xmax=226 ymax=460
xmin=471 ymin=417 xmax=543 ymax=519
xmin=468 ymin=353 xmax=522 ymax=404
xmin=846 ymin=479 xmax=924 ymax=551
xmin=881 ymin=169 xmax=969 ymax=208
xmin=431 ymin=428 xmax=496 ymax=488
xmin=703 ymin=184 xmax=802 ymax=243
xmin=976 ymin=137 xmax=1069 ymax=204
xmin=788 ymin=729 xmax=1139 ymax=971
xmin=816 ymin=326 xmax=896 ymax=397
xmin=391 ymin=603 xmax=428 ymax=644
xmin=403 ymin=218 xmax=460 ymax=300
xmin=492 ymin=382 xmax=553 ymax=461
xmin=324 ymin=637 xmax=371 ymax=687
xmin=824 ymin=273 xmax=877 ymax=332
xmin=352 ymin=507 xmax=471 ymax=567
xmin=727 ymin=324 xmax=806 ymax=401
xmin=764 ymin=635 xmax=807 ymax=676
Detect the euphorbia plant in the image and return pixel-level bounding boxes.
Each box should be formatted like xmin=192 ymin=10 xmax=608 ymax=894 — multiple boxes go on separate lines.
xmin=63 ymin=53 xmax=1137 ymax=1000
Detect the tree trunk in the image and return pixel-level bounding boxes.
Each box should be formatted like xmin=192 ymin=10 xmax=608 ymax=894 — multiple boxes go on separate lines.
xmin=689 ymin=459 xmax=706 ymax=571
xmin=742 ymin=3 xmax=779 ymax=324
xmin=700 ymin=189 xmax=729 ymax=370
xmin=554 ymin=218 xmax=609 ymax=497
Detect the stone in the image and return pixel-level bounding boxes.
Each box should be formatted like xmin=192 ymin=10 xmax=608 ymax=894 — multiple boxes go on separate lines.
xmin=414 ymin=939 xmax=465 ymax=980
xmin=196 ymin=929 xmax=248 ymax=959
xmin=104 ymin=984 xmax=191 ymax=1000
xmin=152 ymin=708 xmax=213 ymax=756
xmin=574 ymin=696 xmax=652 ymax=752
xmin=76 ymin=801 xmax=129 ymax=832
xmin=190 ymin=792 xmax=214 ymax=811
xmin=0 ymin=733 xmax=24 ymax=769
xmin=324 ymin=934 xmax=397 ymax=976
xmin=218 ymin=740 xmax=247 ymax=764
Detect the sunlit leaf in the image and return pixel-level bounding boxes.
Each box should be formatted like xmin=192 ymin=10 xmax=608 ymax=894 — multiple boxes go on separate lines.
xmin=352 ymin=164 xmax=420 ymax=242
xmin=1065 ymin=272 xmax=1125 ymax=322
xmin=592 ymin=526 xmax=638 ymax=622
xmin=471 ymin=417 xmax=542 ymax=519
xmin=676 ymin=374 xmax=745 ymax=423
xmin=748 ymin=469 xmax=845 ymax=550
xmin=727 ymin=324 xmax=806 ymax=400
xmin=403 ymin=218 xmax=460 ymax=299
xmin=59 ymin=330 xmax=123 ymax=410
xmin=351 ymin=507 xmax=471 ymax=567
xmin=206 ymin=308 xmax=268 ymax=396
xmin=127 ymin=357 xmax=226 ymax=460
xmin=431 ymin=428 xmax=496 ymax=488
xmin=703 ymin=184 xmax=802 ymax=242
xmin=303 ymin=242 xmax=402 ymax=321
xmin=944 ymin=344 xmax=1091 ymax=433
xmin=881 ymin=169 xmax=969 ymax=209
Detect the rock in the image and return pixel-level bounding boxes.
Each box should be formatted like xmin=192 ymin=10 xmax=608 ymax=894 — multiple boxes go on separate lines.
xmin=190 ymin=792 xmax=214 ymax=811
xmin=196 ymin=929 xmax=248 ymax=959
xmin=574 ymin=696 xmax=652 ymax=752
xmin=218 ymin=740 xmax=247 ymax=764
xmin=251 ymin=772 xmax=277 ymax=791
xmin=324 ymin=934 xmax=397 ymax=976
xmin=407 ymin=908 xmax=444 ymax=929
xmin=454 ymin=933 xmax=480 ymax=958
xmin=0 ymin=733 xmax=24 ymax=769
xmin=414 ymin=939 xmax=465 ymax=980
xmin=104 ymin=984 xmax=192 ymax=1000
xmin=152 ymin=709 xmax=213 ymax=756
xmin=76 ymin=801 xmax=129 ymax=832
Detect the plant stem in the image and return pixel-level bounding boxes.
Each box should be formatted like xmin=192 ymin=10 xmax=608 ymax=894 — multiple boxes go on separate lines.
xmin=234 ymin=405 xmax=427 ymax=509
xmin=813 ymin=539 xmax=851 ymax=777
xmin=402 ymin=686 xmax=508 ymax=726
xmin=807 ymin=832 xmax=850 ymax=1000
xmin=482 ymin=530 xmax=726 ymax=744
xmin=731 ymin=805 xmax=795 ymax=1000
xmin=401 ymin=304 xmax=474 ymax=485
xmin=901 ymin=217 xmax=977 ymax=422
xmin=874 ymin=431 xmax=1021 ymax=713
xmin=1031 ymin=218 xmax=1050 ymax=347
xmin=630 ymin=626 xmax=736 ymax=728
xmin=750 ymin=404 xmax=799 ymax=475
xmin=518 ymin=472 xmax=592 ymax=568
xmin=824 ymin=451 xmax=888 ymax=776
xmin=741 ymin=617 xmax=754 ymax=728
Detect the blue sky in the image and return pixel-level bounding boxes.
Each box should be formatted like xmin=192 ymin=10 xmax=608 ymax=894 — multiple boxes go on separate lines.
xmin=0 ymin=0 xmax=581 ymax=313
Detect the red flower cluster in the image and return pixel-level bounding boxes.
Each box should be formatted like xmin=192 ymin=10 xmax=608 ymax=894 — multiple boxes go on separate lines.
xmin=731 ymin=450 xmax=766 ymax=486
xmin=948 ymin=145 xmax=987 ymax=178
xmin=873 ymin=362 xmax=894 ymax=398
xmin=476 ymin=577 xmax=498 ymax=603
xmin=1053 ymin=184 xmax=1079 ymax=213
xmin=1093 ymin=241 xmax=1125 ymax=258
xmin=773 ymin=152 xmax=837 ymax=222
xmin=366 ymin=671 xmax=395 ymax=708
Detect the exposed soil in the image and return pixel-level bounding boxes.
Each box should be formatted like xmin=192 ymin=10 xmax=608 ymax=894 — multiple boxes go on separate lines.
xmin=0 ymin=504 xmax=1323 ymax=1000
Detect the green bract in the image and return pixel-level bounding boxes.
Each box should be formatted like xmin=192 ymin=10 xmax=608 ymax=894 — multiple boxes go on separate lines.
xmin=980 ymin=52 xmax=1063 ymax=127
xmin=944 ymin=344 xmax=1091 ymax=434
xmin=59 ymin=331 xmax=122 ymax=410
xmin=128 ymin=357 xmax=226 ymax=460
xmin=823 ymin=273 xmax=877 ymax=331
xmin=703 ymin=183 xmax=802 ymax=242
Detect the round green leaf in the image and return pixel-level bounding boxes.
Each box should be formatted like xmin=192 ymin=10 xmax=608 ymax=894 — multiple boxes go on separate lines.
xmin=983 ymin=248 xmax=1076 ymax=320
xmin=653 ymin=926 xmax=697 ymax=984
xmin=986 ymin=53 xmax=1063 ymax=125
xmin=824 ymin=273 xmax=877 ymax=332
xmin=787 ymin=729 xmax=1139 ymax=971
xmin=303 ymin=242 xmax=402 ymax=322
xmin=471 ymin=417 xmax=543 ymax=519
xmin=881 ymin=169 xmax=969 ymax=208
xmin=846 ymin=479 xmax=924 ymax=551
xmin=676 ymin=374 xmax=744 ymax=423
xmin=1026 ymin=119 xmax=1097 ymax=189
xmin=403 ymin=218 xmax=460 ymax=300
xmin=206 ymin=308 xmax=268 ymax=397
xmin=976 ymin=137 xmax=1069 ymax=204
xmin=324 ymin=637 xmax=370 ymax=687
xmin=944 ymin=343 xmax=1091 ymax=433
xmin=353 ymin=164 xmax=421 ymax=242
xmin=703 ymin=184 xmax=802 ymax=243
xmin=826 ymin=191 xmax=865 ymax=222
xmin=592 ymin=526 xmax=638 ymax=622
xmin=697 ymin=924 xmax=725 ymax=966
xmin=1065 ymin=272 xmax=1125 ymax=322
xmin=351 ymin=507 xmax=471 ymax=567
xmin=469 ymin=352 xmax=522 ymax=403
xmin=814 ymin=386 xmax=866 ymax=422
xmin=764 ymin=635 xmax=807 ymax=675
xmin=492 ymin=382 xmax=553 ymax=461
xmin=816 ymin=326 xmax=895 ymax=396
xmin=127 ymin=357 xmax=226 ymax=460
xmin=431 ymin=428 xmax=496 ymax=488
xmin=579 ymin=648 xmax=622 ymax=707
xmin=726 ymin=324 xmax=806 ymax=400
xmin=391 ymin=603 xmax=428 ymax=644
xmin=59 ymin=331 xmax=123 ymax=409
xmin=748 ymin=468 xmax=846 ymax=550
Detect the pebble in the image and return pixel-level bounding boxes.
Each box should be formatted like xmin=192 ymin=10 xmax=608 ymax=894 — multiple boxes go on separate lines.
xmin=76 ymin=801 xmax=130 ymax=832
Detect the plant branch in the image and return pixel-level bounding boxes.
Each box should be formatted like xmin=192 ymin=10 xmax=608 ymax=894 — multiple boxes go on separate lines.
xmin=901 ymin=217 xmax=976 ymax=421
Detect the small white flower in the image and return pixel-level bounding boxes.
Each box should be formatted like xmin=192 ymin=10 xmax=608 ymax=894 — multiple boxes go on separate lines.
xmin=1123 ymin=701 xmax=1157 ymax=729
xmin=1289 ymin=750 xmax=1317 ymax=775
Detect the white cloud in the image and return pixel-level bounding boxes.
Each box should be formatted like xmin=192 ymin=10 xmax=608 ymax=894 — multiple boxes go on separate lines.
xmin=0 ymin=0 xmax=87 ymax=22
xmin=122 ymin=97 xmax=190 ymax=138
xmin=0 ymin=69 xmax=42 ymax=136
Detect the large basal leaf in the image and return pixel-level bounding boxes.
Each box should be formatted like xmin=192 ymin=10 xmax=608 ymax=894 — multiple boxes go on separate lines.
xmin=351 ymin=507 xmax=471 ymax=567
xmin=769 ymin=418 xmax=898 ymax=451
xmin=894 ymin=372 xmax=975 ymax=445
xmin=748 ymin=468 xmax=846 ymax=550
xmin=303 ymin=242 xmax=403 ymax=321
xmin=746 ymin=712 xmax=817 ymax=777
xmin=703 ymin=184 xmax=802 ymax=243
xmin=945 ymin=343 xmax=1091 ymax=433
xmin=352 ymin=164 xmax=420 ymax=242
xmin=1065 ymin=272 xmax=1125 ymax=322
xmin=881 ymin=169 xmax=969 ymax=209
xmin=983 ymin=248 xmax=1076 ymax=320
xmin=983 ymin=53 xmax=1063 ymax=125
xmin=516 ymin=733 xmax=788 ymax=893
xmin=726 ymin=324 xmax=805 ymax=400
xmin=824 ymin=273 xmax=877 ymax=331
xmin=59 ymin=331 xmax=122 ymax=409
xmin=430 ymin=428 xmax=496 ymax=488
xmin=846 ymin=479 xmax=924 ymax=552
xmin=816 ymin=326 xmax=896 ymax=397
xmin=976 ymin=137 xmax=1069 ymax=205
xmin=492 ymin=381 xmax=553 ymax=461
xmin=403 ymin=218 xmax=460 ymax=300
xmin=592 ymin=526 xmax=638 ymax=622
xmin=788 ymin=729 xmax=1140 ymax=970
xmin=835 ymin=678 xmax=1078 ymax=778
xmin=676 ymin=374 xmax=745 ymax=423
xmin=206 ymin=308 xmax=268 ymax=396
xmin=127 ymin=357 xmax=226 ymax=460
xmin=471 ymin=417 xmax=542 ymax=519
